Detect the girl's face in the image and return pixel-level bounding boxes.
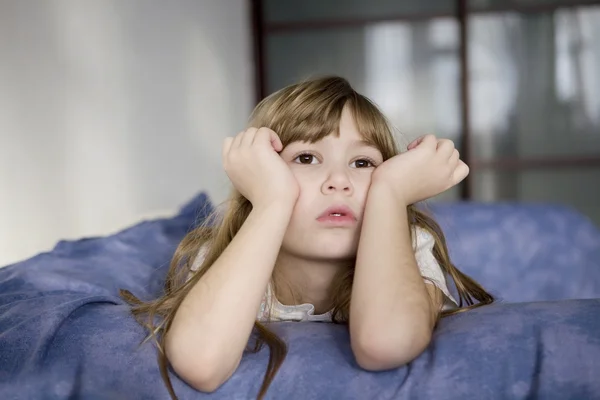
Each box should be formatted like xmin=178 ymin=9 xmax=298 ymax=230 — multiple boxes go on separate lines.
xmin=278 ymin=106 xmax=384 ymax=262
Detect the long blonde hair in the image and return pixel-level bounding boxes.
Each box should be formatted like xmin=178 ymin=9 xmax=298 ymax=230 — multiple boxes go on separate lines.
xmin=120 ymin=76 xmax=494 ymax=399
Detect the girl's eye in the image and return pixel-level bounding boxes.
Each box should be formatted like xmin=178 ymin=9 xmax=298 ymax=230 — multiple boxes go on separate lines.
xmin=352 ymin=158 xmax=375 ymax=168
xmin=294 ymin=153 xmax=318 ymax=164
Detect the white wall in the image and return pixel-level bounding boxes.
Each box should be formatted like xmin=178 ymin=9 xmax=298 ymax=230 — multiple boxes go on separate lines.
xmin=0 ymin=0 xmax=253 ymax=267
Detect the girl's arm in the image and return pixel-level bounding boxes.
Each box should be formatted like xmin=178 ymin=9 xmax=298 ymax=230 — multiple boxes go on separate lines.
xmin=349 ymin=135 xmax=467 ymax=370
xmin=349 ymin=183 xmax=442 ymax=371
xmin=166 ymin=127 xmax=299 ymax=393
xmin=165 ymin=201 xmax=294 ymax=392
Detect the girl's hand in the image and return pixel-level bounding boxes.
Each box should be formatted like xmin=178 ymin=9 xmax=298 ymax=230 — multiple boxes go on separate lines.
xmin=371 ymin=134 xmax=469 ymax=205
xmin=223 ymin=127 xmax=300 ymax=209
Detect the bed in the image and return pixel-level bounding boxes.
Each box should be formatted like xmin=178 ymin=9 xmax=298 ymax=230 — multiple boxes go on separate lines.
xmin=1 ymin=193 xmax=599 ymax=399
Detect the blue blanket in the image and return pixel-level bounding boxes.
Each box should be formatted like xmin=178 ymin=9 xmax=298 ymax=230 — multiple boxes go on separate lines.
xmin=1 ymin=193 xmax=599 ymax=399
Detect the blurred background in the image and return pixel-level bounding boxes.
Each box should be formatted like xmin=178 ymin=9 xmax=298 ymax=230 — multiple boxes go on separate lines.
xmin=1 ymin=0 xmax=599 ymax=267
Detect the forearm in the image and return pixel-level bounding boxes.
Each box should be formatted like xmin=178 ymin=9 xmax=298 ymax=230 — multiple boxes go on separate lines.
xmin=166 ymin=202 xmax=294 ymax=390
xmin=350 ymin=183 xmax=434 ymax=370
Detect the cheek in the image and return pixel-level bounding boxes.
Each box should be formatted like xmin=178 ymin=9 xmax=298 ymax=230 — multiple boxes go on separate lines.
xmin=288 ymin=172 xmax=317 ymax=216
xmin=354 ymin=172 xmax=374 ymax=195
xmin=290 ymin=168 xmax=320 ymax=192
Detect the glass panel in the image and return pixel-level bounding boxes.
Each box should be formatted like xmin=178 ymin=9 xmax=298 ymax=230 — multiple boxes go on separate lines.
xmin=468 ymin=0 xmax=600 ymax=12
xmin=266 ymin=19 xmax=461 ymax=144
xmin=473 ymin=168 xmax=600 ymax=226
xmin=429 ymin=184 xmax=461 ymax=203
xmin=264 ymin=0 xmax=455 ymax=24
xmin=468 ymin=6 xmax=600 ymax=161
xmin=266 ymin=28 xmax=369 ymax=98
xmin=266 ymin=19 xmax=462 ymax=202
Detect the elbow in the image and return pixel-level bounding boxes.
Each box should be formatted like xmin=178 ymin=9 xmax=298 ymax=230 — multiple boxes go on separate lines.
xmin=165 ymin=331 xmax=238 ymax=393
xmin=185 ymin=367 xmax=230 ymax=394
xmin=351 ymin=327 xmax=432 ymax=371
xmin=183 ymin=369 xmax=228 ymax=394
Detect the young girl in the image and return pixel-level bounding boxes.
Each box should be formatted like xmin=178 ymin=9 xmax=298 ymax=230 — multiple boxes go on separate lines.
xmin=121 ymin=76 xmax=494 ymax=399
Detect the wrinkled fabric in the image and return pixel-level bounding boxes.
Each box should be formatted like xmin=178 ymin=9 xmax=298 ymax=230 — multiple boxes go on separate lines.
xmin=428 ymin=202 xmax=600 ymax=303
xmin=1 ymin=193 xmax=599 ymax=399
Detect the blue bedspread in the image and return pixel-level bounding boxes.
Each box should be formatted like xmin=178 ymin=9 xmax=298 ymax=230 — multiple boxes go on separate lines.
xmin=1 ymin=193 xmax=599 ymax=399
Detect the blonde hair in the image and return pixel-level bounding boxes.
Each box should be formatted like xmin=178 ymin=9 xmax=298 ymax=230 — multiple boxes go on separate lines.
xmin=120 ymin=76 xmax=494 ymax=399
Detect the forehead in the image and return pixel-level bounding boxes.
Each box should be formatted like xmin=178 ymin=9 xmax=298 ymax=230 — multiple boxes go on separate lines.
xmin=272 ymin=98 xmax=395 ymax=158
xmin=311 ymin=106 xmax=371 ymax=142
xmin=284 ymin=107 xmax=379 ymax=152
xmin=338 ymin=106 xmax=361 ymax=138
xmin=286 ymin=131 xmax=381 ymax=155
xmin=319 ymin=107 xmax=379 ymax=150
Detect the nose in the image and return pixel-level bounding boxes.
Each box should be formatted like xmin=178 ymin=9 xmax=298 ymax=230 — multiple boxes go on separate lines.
xmin=321 ymin=167 xmax=354 ymax=195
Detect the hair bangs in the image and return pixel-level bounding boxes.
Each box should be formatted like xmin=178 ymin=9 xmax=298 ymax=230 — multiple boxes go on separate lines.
xmin=249 ymin=76 xmax=399 ymax=160
xmin=275 ymin=95 xmax=347 ymax=146
xmin=348 ymin=96 xmax=399 ymax=161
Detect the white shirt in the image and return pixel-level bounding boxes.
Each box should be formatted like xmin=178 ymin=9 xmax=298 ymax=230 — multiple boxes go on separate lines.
xmin=189 ymin=226 xmax=457 ymax=322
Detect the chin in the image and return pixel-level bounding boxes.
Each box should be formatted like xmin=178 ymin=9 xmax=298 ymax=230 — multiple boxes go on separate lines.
xmin=313 ymin=247 xmax=355 ymax=262
xmin=301 ymin=236 xmax=358 ymax=262
xmin=282 ymin=226 xmax=360 ymax=261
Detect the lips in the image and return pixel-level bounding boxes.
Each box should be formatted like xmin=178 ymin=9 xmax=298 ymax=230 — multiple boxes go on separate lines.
xmin=317 ymin=205 xmax=357 ymax=222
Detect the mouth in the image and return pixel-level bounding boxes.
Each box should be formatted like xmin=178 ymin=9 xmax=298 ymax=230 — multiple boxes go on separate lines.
xmin=317 ymin=205 xmax=357 ymax=225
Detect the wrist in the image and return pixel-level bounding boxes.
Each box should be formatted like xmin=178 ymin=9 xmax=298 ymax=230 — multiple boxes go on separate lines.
xmin=368 ymin=179 xmax=411 ymax=208
xmin=251 ymin=197 xmax=296 ymax=218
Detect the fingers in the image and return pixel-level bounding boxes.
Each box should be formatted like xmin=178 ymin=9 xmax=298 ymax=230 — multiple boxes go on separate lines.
xmin=231 ymin=129 xmax=245 ymax=148
xmin=436 ymin=138 xmax=455 ymax=159
xmin=407 ymin=134 xmax=437 ymax=151
xmin=453 ymin=160 xmax=470 ymax=184
xmin=415 ymin=134 xmax=437 ymax=151
xmin=223 ymin=127 xmax=282 ymax=161
xmin=269 ymin=130 xmax=283 ymax=152
xmin=240 ymin=127 xmax=257 ymax=146
xmin=431 ymin=137 xmax=465 ymax=185
xmin=409 ymin=135 xmax=461 ymax=165
xmin=421 ymin=134 xmax=438 ymax=148
xmin=407 ymin=137 xmax=421 ymax=151
xmin=443 ymin=143 xmax=466 ymax=185
xmin=222 ymin=136 xmax=234 ymax=160
xmin=223 ymin=129 xmax=252 ymax=162
xmin=254 ymin=127 xmax=283 ymax=152
xmin=449 ymin=148 xmax=460 ymax=167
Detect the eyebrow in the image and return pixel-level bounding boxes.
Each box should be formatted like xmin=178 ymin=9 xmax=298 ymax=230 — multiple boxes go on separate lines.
xmin=284 ymin=138 xmax=380 ymax=152
xmin=352 ymin=139 xmax=379 ymax=150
